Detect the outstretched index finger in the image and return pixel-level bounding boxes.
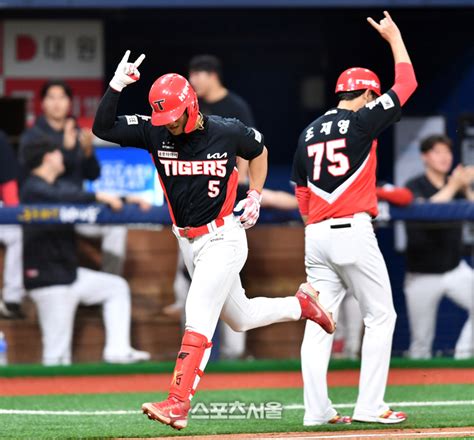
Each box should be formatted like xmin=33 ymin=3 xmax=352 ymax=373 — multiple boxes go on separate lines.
xmin=120 ymin=50 xmax=131 ymax=64
xmin=133 ymin=53 xmax=146 ymax=67
xmin=367 ymin=16 xmax=381 ymax=30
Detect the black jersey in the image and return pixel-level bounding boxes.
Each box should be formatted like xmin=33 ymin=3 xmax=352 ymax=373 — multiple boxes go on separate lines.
xmin=291 ymin=90 xmax=401 ymax=223
xmin=21 ymin=175 xmax=97 ymax=289
xmin=198 ymin=91 xmax=255 ymax=127
xmin=93 ymin=88 xmax=264 ymax=228
xmin=19 ymin=116 xmax=101 ymax=189
xmin=405 ymin=175 xmax=464 ymax=273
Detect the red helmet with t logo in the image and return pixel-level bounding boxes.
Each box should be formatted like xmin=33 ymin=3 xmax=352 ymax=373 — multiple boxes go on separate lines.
xmin=335 ymin=67 xmax=381 ymax=96
xmin=148 ymin=73 xmax=199 ymax=133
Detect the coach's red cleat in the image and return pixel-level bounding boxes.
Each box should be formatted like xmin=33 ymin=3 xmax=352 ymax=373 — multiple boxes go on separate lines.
xmin=142 ymin=397 xmax=191 ymax=430
xmin=296 ymin=283 xmax=336 ymax=334
xmin=328 ymin=413 xmax=352 ymax=424
xmin=353 ymin=409 xmax=407 ymax=424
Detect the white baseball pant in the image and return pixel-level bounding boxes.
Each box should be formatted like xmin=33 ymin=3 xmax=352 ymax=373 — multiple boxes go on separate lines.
xmin=29 ymin=267 xmax=132 ymax=365
xmin=220 ymin=321 xmax=246 ymax=359
xmin=75 ymin=225 xmax=128 ymax=275
xmin=0 ymin=225 xmax=25 ymax=304
xmin=333 ymin=289 xmax=363 ymax=360
xmin=172 ymin=250 xmax=247 ymax=359
xmin=404 ymin=260 xmax=474 ymax=360
xmin=301 ymin=213 xmax=397 ymax=424
xmin=175 ymin=215 xmax=302 ymax=370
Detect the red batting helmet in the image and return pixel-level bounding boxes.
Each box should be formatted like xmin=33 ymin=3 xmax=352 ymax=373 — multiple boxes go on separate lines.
xmin=148 ymin=73 xmax=199 ymax=133
xmin=335 ymin=67 xmax=381 ymax=96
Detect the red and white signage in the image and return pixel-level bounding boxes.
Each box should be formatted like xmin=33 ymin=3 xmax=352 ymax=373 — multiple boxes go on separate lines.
xmin=0 ymin=20 xmax=104 ymax=124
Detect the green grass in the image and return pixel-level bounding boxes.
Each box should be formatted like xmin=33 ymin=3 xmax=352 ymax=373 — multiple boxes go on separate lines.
xmin=1 ymin=357 xmax=473 ymax=377
xmin=0 ymin=384 xmax=473 ymax=439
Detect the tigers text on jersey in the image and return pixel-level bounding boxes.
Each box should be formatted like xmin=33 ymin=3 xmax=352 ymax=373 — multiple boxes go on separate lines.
xmin=113 ymin=114 xmax=264 ymax=228
xmin=291 ymin=90 xmax=401 ymax=224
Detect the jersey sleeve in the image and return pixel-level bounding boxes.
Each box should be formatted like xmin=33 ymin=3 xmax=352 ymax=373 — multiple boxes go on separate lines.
xmin=291 ymin=135 xmax=308 ymax=187
xmin=93 ymin=87 xmax=152 ymax=150
xmin=114 ymin=114 xmax=153 ymax=149
xmin=355 ymin=89 xmax=402 ymax=139
xmin=234 ymin=120 xmax=265 ymax=160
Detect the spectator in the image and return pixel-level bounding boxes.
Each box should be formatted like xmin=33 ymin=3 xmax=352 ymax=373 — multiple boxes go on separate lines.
xmin=405 ymin=134 xmax=474 ymax=359
xmin=21 ymin=136 xmax=150 ymax=366
xmin=189 ymin=54 xmax=297 ymax=209
xmin=19 ymin=80 xmax=128 ymax=275
xmin=0 ymin=130 xmax=26 ymax=319
xmin=189 ymin=54 xmax=255 ymax=126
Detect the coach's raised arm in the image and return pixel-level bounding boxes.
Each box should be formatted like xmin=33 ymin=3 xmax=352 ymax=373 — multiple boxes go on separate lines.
xmin=367 ymin=10 xmax=417 ymax=106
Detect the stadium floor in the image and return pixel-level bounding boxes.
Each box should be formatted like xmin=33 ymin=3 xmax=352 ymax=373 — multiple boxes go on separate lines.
xmin=1 ymin=359 xmax=473 ymax=439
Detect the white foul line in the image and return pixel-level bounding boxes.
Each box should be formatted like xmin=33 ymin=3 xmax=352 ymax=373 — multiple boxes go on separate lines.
xmin=0 ymin=399 xmax=473 ymax=416
xmin=0 ymin=409 xmax=138 ymax=415
xmin=285 ymin=400 xmax=474 ymax=410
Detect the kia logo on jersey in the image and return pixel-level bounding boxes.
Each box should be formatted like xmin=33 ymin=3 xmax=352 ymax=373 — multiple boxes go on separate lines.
xmin=159 ymin=159 xmax=228 ymax=177
xmin=207 ymin=152 xmax=227 ymax=159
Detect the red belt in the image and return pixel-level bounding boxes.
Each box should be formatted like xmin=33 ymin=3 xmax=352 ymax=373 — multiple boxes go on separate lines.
xmin=175 ymin=218 xmax=225 ymax=239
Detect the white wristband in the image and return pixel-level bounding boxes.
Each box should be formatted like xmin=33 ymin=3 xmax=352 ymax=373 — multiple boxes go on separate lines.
xmin=109 ymin=78 xmax=125 ymax=93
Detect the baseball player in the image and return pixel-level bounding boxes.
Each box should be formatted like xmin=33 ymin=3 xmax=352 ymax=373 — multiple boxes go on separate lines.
xmin=92 ymin=51 xmax=336 ymax=430
xmin=291 ymin=12 xmax=417 ymax=425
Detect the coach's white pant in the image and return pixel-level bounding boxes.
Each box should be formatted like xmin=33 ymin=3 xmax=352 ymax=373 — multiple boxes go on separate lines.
xmin=301 ymin=213 xmax=396 ymax=425
xmin=175 ymin=215 xmax=301 ymax=343
xmin=75 ymin=225 xmax=128 ymax=275
xmin=405 ymin=260 xmax=474 ymax=360
xmin=29 ymin=268 xmax=132 ymax=366
xmin=333 ymin=289 xmax=363 ymax=360
xmin=0 ymin=225 xmax=25 ymax=303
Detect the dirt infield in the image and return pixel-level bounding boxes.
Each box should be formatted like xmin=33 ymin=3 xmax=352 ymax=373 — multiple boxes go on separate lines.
xmin=146 ymin=427 xmax=474 ymax=439
xmin=1 ymin=368 xmax=474 ymax=396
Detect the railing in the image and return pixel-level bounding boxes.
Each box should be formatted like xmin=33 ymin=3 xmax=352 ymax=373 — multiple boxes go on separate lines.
xmin=0 ymin=201 xmax=473 ymax=225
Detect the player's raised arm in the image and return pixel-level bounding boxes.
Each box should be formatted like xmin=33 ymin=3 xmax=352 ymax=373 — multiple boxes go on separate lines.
xmin=92 ymin=50 xmax=150 ymax=148
xmin=367 ymin=11 xmax=417 ymax=106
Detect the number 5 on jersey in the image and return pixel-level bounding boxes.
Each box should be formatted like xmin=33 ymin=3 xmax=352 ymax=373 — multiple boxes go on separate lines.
xmin=208 ymin=180 xmax=220 ymax=198
xmin=307 ymin=139 xmax=350 ymax=181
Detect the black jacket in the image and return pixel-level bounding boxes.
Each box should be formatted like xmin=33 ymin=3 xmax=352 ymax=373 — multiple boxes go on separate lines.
xmin=21 ymin=175 xmax=97 ymax=289
xmin=19 ymin=116 xmax=101 ymax=188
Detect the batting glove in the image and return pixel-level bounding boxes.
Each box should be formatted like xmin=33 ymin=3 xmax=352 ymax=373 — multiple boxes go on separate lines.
xmin=109 ymin=50 xmax=146 ymax=92
xmin=234 ymin=189 xmax=262 ymax=229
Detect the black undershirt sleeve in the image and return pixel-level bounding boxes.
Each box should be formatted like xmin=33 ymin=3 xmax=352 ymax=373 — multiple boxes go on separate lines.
xmin=92 ymin=87 xmax=151 ymax=150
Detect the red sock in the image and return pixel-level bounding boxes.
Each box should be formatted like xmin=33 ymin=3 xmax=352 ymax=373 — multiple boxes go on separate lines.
xmin=169 ymin=330 xmax=212 ymax=402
